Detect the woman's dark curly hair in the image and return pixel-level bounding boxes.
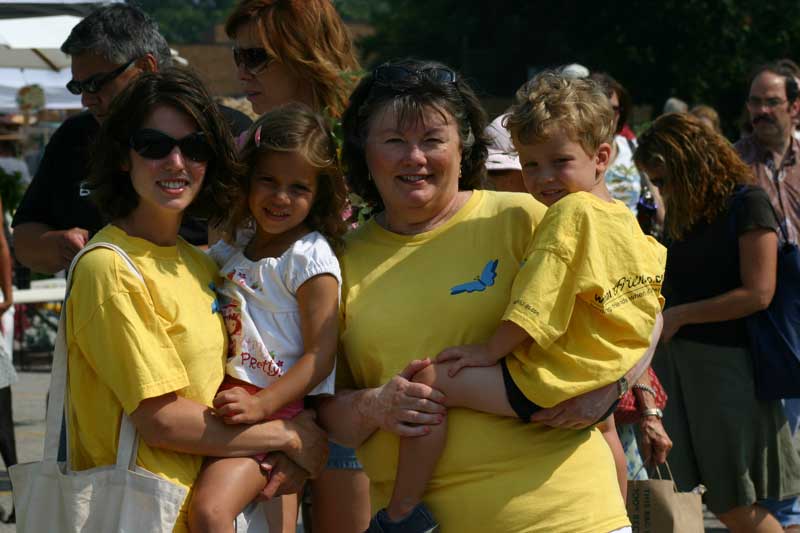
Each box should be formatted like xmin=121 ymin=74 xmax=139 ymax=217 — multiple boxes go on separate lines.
xmin=223 ymin=103 xmax=348 ymax=249
xmin=634 ymin=113 xmax=754 ymax=241
xmin=341 ymin=59 xmax=490 ymax=211
xmin=88 ymin=67 xmax=243 ymax=225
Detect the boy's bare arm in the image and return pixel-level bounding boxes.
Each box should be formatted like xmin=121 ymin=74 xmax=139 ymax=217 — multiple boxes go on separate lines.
xmin=435 ymin=321 xmax=530 ymax=376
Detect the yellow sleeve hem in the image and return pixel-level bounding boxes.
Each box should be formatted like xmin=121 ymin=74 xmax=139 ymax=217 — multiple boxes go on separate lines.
xmin=503 ymin=306 xmax=560 ymax=350
xmin=120 ymin=373 xmax=191 ymax=415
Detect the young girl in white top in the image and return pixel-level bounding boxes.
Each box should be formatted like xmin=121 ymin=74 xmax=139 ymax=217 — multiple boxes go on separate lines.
xmin=189 ymin=104 xmax=348 ymax=533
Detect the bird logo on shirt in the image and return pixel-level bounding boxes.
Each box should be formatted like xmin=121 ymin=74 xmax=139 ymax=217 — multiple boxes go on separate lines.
xmin=450 ymin=259 xmax=499 ymax=295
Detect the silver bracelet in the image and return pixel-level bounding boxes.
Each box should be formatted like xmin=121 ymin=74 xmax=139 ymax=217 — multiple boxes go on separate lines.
xmin=632 ymin=383 xmax=657 ymax=397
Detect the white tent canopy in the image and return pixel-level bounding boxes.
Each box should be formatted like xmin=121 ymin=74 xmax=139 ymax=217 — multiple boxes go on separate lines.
xmin=0 ymin=66 xmax=79 ymax=110
xmin=0 ymin=1 xmax=122 ymax=70
xmin=0 ymin=15 xmax=81 ymax=69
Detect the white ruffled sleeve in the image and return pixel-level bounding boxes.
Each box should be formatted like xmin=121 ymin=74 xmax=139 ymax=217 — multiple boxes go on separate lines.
xmin=284 ymin=233 xmax=342 ymax=295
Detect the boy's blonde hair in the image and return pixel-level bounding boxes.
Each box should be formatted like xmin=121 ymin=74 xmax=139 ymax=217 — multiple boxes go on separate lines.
xmin=505 ymin=70 xmax=615 ymax=155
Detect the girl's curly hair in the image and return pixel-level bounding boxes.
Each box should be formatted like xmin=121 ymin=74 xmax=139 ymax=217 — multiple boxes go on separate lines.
xmin=634 ymin=113 xmax=754 ymax=241
xmin=223 ymin=103 xmax=348 ymax=250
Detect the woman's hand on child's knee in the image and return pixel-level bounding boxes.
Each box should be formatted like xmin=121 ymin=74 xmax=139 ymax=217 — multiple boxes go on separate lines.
xmin=281 ymin=410 xmax=329 ymax=476
xmin=213 ymin=386 xmax=268 ymax=424
xmin=368 ymin=359 xmax=447 ymax=437
xmin=435 ymin=344 xmax=497 ymax=377
xmin=259 ymin=452 xmax=308 ymax=498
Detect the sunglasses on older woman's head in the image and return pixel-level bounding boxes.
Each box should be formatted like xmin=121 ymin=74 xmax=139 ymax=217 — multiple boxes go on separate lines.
xmin=372 ymin=65 xmax=458 ymax=86
xmin=129 ymin=129 xmax=214 ymax=163
xmin=232 ymin=46 xmax=273 ymax=73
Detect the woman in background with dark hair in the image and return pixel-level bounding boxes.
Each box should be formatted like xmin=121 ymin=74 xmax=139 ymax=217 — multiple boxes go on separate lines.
xmin=63 ymin=68 xmax=327 ymax=533
xmin=635 ymin=112 xmax=800 ymax=533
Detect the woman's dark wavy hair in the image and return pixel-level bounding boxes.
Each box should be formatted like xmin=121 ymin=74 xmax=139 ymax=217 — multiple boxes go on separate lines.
xmin=341 ymin=59 xmax=490 ymax=211
xmin=634 ymin=113 xmax=754 ymax=241
xmin=88 ymin=67 xmax=243 ymax=224
xmin=224 ymin=103 xmax=348 ymax=249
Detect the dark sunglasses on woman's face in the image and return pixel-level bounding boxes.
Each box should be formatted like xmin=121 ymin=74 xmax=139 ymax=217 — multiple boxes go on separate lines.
xmin=372 ymin=65 xmax=457 ymax=86
xmin=232 ymin=46 xmax=273 ymax=73
xmin=129 ymin=129 xmax=214 ymax=163
xmin=66 ymin=58 xmax=136 ymax=96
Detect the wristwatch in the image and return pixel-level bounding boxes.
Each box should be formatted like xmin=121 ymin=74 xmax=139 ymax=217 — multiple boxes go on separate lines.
xmin=616 ymin=376 xmax=629 ymax=399
xmin=641 ymin=407 xmax=663 ymax=419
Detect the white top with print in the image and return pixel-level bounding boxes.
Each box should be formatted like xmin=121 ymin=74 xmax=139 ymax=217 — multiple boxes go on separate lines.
xmin=208 ymin=231 xmax=340 ymax=393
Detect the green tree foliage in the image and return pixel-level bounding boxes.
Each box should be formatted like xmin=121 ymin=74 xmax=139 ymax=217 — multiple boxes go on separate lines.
xmin=130 ymin=0 xmax=236 ymax=44
xmin=358 ymin=0 xmax=800 ymax=136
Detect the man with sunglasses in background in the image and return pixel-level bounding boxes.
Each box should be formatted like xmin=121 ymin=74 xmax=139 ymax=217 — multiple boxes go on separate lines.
xmin=735 ymin=61 xmax=800 ymax=533
xmin=12 ymin=4 xmax=250 ymax=274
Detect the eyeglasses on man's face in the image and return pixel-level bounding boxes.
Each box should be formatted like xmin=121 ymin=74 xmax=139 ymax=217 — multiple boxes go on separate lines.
xmin=66 ymin=58 xmax=136 ymax=96
xmin=746 ymin=96 xmax=788 ymax=110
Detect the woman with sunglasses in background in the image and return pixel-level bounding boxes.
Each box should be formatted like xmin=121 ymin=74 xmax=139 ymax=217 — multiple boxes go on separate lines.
xmin=62 ymin=68 xmax=328 ymax=533
xmin=317 ymin=59 xmax=656 ymax=533
xmin=222 ymin=2 xmax=368 ymax=531
xmin=635 ymin=113 xmax=800 ymax=533
xmin=224 ymin=0 xmax=360 ymax=118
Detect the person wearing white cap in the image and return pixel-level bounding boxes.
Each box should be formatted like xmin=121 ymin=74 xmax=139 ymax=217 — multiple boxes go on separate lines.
xmin=485 ymin=114 xmax=526 ymax=192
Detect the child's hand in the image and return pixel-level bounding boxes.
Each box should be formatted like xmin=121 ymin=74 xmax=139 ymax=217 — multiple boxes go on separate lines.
xmin=213 ymin=387 xmax=268 ymax=424
xmin=435 ymin=344 xmax=498 ymax=377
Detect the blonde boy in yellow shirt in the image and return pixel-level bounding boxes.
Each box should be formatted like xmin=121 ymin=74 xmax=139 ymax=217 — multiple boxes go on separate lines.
xmin=378 ymin=71 xmax=666 ymax=529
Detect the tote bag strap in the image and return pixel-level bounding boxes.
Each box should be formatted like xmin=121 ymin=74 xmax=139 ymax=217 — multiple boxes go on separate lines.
xmin=43 ymin=241 xmax=147 ymax=473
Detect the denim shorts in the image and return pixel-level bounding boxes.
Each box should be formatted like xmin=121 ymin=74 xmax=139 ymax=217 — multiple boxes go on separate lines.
xmin=326 ymin=440 xmax=363 ymax=470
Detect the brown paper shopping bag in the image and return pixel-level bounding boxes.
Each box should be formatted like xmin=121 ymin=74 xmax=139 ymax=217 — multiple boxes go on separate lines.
xmin=626 ymin=463 xmax=704 ymax=533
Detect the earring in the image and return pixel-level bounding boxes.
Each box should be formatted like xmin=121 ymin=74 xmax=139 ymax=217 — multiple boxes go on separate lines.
xmin=368 ymin=171 xmax=374 ymax=181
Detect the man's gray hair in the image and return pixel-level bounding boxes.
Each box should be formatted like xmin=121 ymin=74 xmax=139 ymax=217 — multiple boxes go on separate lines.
xmin=61 ymin=4 xmax=172 ymax=68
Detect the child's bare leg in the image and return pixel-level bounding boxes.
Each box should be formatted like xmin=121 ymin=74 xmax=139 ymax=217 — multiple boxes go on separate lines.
xmin=599 ymin=415 xmax=627 ymax=502
xmin=189 ymin=457 xmax=268 ymax=533
xmin=388 ymin=362 xmax=513 ymax=521
xmin=263 ymin=494 xmax=299 ymax=533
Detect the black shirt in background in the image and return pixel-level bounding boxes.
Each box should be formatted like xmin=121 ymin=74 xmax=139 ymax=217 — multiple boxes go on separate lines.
xmin=12 ymin=111 xmax=102 ymax=233
xmin=664 ymin=186 xmax=779 ymax=347
xmin=12 ymin=106 xmax=251 ymax=247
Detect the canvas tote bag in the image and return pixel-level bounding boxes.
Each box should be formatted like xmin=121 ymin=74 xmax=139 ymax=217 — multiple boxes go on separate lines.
xmin=10 ymin=242 xmax=189 ymax=532
xmin=626 ymin=463 xmax=704 ymax=533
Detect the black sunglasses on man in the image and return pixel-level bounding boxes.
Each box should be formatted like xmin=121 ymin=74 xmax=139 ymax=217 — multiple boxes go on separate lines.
xmin=66 ymin=58 xmax=137 ymax=96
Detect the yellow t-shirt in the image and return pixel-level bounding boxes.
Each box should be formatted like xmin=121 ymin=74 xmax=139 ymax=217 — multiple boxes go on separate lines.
xmin=66 ymin=225 xmax=227 ymax=532
xmin=338 ymin=190 xmax=631 ymax=533
xmin=504 ymin=192 xmax=667 ymax=407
